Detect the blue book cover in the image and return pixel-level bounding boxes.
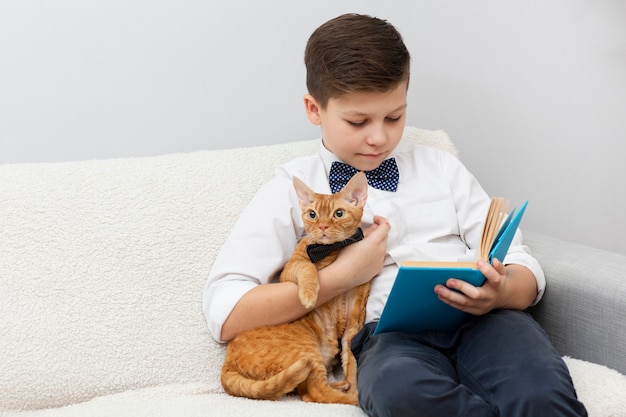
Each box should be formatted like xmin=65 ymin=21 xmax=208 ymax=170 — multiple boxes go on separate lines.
xmin=373 ymin=199 xmax=528 ymax=335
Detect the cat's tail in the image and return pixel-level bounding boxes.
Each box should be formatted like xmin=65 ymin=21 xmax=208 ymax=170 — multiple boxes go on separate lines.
xmin=221 ymin=357 xmax=311 ymax=400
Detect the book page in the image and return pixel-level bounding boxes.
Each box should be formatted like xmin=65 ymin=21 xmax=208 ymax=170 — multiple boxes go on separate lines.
xmin=479 ymin=197 xmax=509 ymax=261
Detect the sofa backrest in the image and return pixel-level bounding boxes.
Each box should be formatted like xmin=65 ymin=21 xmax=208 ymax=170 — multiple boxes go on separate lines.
xmin=0 ymin=127 xmax=454 ymax=411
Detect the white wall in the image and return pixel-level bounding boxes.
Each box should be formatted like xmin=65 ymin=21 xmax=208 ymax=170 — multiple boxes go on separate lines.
xmin=1 ymin=0 xmax=625 ymax=255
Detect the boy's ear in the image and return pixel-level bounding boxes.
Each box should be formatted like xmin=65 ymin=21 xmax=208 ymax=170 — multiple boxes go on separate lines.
xmin=303 ymin=94 xmax=322 ymax=126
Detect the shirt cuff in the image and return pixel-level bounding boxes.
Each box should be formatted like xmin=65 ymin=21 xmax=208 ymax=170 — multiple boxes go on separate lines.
xmin=203 ymin=278 xmax=257 ymax=343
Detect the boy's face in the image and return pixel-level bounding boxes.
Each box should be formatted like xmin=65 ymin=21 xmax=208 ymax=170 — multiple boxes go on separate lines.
xmin=304 ymin=81 xmax=407 ymax=172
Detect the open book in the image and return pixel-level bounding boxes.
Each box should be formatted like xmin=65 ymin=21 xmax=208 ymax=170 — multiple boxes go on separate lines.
xmin=373 ymin=197 xmax=528 ymax=335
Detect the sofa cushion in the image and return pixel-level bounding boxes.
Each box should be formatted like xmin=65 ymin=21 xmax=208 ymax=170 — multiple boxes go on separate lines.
xmin=1 ymin=152 xmax=225 ymax=410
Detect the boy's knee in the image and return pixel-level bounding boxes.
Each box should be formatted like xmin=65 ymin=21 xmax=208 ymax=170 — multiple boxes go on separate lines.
xmin=358 ymin=359 xmax=416 ymax=416
xmin=358 ymin=359 xmax=464 ymax=417
xmin=358 ymin=378 xmax=426 ymax=417
xmin=497 ymin=363 xmax=587 ymax=417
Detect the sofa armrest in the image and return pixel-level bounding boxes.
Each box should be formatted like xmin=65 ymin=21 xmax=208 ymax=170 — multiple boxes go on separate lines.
xmin=525 ymin=231 xmax=626 ymax=375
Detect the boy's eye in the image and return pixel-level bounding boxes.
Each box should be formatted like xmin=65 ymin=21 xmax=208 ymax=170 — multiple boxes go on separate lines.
xmin=386 ymin=116 xmax=402 ymax=122
xmin=347 ymin=120 xmax=365 ymax=127
xmin=334 ymin=209 xmax=345 ymax=218
xmin=307 ymin=210 xmax=317 ymax=219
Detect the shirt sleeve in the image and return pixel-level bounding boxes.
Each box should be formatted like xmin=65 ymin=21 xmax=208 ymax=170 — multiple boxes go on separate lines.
xmin=502 ymin=229 xmax=546 ymax=305
xmin=442 ymin=150 xmax=546 ymax=305
xmin=202 ymin=170 xmax=301 ymax=342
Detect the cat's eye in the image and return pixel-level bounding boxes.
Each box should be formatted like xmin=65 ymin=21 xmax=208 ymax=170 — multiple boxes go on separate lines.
xmin=307 ymin=210 xmax=317 ymax=219
xmin=334 ymin=209 xmax=345 ymax=218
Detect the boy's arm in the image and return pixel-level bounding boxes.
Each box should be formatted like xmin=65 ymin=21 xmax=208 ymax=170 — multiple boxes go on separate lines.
xmin=440 ymin=153 xmax=545 ymax=314
xmin=220 ymin=216 xmax=390 ymax=341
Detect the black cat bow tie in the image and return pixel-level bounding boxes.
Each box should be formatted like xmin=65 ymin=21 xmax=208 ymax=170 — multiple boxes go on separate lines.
xmin=306 ymin=228 xmax=365 ymax=263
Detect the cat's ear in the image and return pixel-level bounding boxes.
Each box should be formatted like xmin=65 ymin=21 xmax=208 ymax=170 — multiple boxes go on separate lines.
xmin=341 ymin=172 xmax=368 ymax=208
xmin=293 ymin=176 xmax=315 ymax=209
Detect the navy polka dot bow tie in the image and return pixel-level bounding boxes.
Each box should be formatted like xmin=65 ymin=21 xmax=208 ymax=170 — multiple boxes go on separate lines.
xmin=328 ymin=158 xmax=399 ymax=193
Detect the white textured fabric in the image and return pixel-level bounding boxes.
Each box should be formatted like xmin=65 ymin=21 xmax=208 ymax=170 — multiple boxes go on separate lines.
xmin=1 ymin=358 xmax=625 ymax=417
xmin=0 ymin=152 xmax=226 ymax=411
xmin=1 ymin=127 xmax=625 ymax=416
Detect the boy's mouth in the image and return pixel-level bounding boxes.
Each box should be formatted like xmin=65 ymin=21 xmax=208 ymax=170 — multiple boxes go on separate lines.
xmin=357 ymin=152 xmax=387 ymax=168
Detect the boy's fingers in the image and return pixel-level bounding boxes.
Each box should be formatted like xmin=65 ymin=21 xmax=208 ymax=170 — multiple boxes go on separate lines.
xmin=373 ymin=216 xmax=391 ymax=232
xmin=373 ymin=215 xmax=389 ymax=226
xmin=444 ymin=279 xmax=480 ymax=300
xmin=363 ymin=216 xmax=390 ymax=238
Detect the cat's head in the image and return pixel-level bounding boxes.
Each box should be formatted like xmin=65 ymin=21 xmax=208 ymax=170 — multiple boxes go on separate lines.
xmin=293 ymin=172 xmax=368 ymax=245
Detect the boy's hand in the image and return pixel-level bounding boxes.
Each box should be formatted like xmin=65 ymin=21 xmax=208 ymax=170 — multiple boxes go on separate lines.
xmin=334 ymin=215 xmax=390 ymax=287
xmin=434 ymin=259 xmax=537 ymax=315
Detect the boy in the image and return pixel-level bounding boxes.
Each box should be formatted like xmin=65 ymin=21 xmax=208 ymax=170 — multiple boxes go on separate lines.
xmin=203 ymin=13 xmax=587 ymax=417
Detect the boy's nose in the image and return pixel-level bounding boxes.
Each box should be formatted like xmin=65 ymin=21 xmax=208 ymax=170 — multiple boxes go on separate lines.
xmin=365 ymin=125 xmax=388 ymax=146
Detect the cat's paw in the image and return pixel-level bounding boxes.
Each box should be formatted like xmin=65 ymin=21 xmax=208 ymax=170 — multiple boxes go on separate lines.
xmin=330 ymin=380 xmax=351 ymax=392
xmin=298 ymin=286 xmax=319 ymax=309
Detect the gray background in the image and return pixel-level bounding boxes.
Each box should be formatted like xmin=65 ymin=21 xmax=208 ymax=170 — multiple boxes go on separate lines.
xmin=1 ymin=0 xmax=625 ymax=254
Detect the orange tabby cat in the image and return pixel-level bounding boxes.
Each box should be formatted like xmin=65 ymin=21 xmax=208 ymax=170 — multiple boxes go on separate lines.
xmin=220 ymin=172 xmax=370 ymax=405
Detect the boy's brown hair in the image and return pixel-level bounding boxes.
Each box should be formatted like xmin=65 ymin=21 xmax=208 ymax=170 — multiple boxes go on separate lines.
xmin=304 ymin=13 xmax=411 ymax=109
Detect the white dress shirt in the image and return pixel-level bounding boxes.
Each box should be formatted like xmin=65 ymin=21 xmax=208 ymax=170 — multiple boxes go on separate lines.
xmin=203 ymin=141 xmax=545 ymax=342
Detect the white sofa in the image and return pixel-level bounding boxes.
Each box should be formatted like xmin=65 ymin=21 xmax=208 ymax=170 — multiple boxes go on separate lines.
xmin=1 ymin=127 xmax=625 ymax=417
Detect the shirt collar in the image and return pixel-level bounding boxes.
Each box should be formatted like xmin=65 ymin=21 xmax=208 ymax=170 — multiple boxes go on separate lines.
xmin=317 ymin=141 xmax=343 ymax=177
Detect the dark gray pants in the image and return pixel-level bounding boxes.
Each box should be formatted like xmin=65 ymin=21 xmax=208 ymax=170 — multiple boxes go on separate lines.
xmin=351 ymin=310 xmax=587 ymax=417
